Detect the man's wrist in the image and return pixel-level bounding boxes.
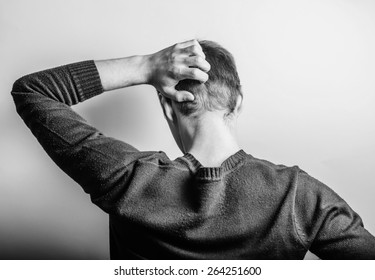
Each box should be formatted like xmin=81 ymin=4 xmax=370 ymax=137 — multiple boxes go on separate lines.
xmin=139 ymin=54 xmax=154 ymax=86
xmin=95 ymin=55 xmax=153 ymax=91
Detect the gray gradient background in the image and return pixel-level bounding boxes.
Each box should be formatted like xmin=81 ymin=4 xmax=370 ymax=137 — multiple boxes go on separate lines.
xmin=1 ymin=0 xmax=374 ymax=260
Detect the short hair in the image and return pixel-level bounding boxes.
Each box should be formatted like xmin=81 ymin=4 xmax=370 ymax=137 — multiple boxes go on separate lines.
xmin=175 ymin=40 xmax=242 ymax=117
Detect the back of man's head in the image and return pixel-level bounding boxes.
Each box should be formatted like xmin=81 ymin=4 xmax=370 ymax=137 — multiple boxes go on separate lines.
xmin=175 ymin=40 xmax=242 ymax=117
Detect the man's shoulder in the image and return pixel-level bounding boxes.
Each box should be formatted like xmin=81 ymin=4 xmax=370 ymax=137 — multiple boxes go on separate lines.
xmin=227 ymin=152 xmax=302 ymax=195
xmin=240 ymin=152 xmax=301 ymax=176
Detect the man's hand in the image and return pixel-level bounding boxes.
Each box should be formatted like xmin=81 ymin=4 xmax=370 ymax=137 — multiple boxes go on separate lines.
xmin=95 ymin=39 xmax=210 ymax=101
xmin=146 ymin=39 xmax=211 ymax=102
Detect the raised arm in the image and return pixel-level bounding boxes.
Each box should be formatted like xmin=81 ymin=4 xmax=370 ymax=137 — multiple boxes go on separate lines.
xmin=11 ymin=39 xmax=210 ymax=213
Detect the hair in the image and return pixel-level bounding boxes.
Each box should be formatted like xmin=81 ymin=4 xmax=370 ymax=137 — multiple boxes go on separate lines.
xmin=175 ymin=40 xmax=242 ymax=117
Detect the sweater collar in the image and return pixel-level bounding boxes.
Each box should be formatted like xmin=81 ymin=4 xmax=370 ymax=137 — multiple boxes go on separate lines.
xmin=180 ymin=149 xmax=248 ymax=180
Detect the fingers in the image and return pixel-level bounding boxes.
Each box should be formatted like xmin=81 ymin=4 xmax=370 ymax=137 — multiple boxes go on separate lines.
xmin=174 ymin=39 xmax=210 ymax=81
xmin=176 ymin=39 xmax=206 ymax=59
xmin=185 ymin=55 xmax=211 ymax=72
xmin=179 ymin=67 xmax=209 ymax=83
xmin=182 ymin=44 xmax=206 ymax=59
xmin=176 ymin=39 xmax=200 ymax=50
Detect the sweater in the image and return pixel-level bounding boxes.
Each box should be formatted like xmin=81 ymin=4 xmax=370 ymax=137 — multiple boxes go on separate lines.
xmin=11 ymin=60 xmax=375 ymax=259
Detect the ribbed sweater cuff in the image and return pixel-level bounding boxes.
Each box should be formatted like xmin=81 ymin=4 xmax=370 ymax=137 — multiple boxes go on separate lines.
xmin=68 ymin=60 xmax=103 ymax=102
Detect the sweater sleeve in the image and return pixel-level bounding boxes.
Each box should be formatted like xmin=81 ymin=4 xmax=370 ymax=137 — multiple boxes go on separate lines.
xmin=11 ymin=61 xmax=143 ymax=214
xmin=294 ymin=170 xmax=375 ymax=259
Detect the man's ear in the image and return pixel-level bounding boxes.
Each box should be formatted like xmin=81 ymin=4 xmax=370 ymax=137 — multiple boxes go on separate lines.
xmin=233 ymin=94 xmax=243 ymax=115
xmin=159 ymin=94 xmax=176 ymax=123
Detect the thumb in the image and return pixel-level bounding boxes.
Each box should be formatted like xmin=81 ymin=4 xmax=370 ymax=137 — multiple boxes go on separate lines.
xmin=169 ymin=90 xmax=195 ymax=102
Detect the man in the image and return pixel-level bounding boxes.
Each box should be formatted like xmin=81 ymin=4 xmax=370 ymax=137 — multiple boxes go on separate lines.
xmin=12 ymin=39 xmax=375 ymax=259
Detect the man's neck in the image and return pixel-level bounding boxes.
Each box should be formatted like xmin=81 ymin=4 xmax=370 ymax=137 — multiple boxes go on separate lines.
xmin=180 ymin=113 xmax=240 ymax=167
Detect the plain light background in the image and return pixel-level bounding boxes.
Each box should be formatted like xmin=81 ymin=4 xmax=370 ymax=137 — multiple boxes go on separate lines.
xmin=1 ymin=0 xmax=375 ymax=260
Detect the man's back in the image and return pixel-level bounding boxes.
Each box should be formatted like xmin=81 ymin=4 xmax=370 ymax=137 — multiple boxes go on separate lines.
xmin=106 ymin=150 xmax=373 ymax=259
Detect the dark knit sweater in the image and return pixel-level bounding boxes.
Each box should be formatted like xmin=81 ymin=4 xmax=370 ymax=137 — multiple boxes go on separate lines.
xmin=11 ymin=61 xmax=375 ymax=259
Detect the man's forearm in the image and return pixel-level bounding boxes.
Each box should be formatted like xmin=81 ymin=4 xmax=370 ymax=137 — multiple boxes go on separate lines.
xmin=95 ymin=55 xmax=152 ymax=92
xmin=12 ymin=61 xmax=103 ymax=106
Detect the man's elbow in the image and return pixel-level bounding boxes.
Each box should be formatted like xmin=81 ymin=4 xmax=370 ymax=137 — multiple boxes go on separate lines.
xmin=11 ymin=75 xmax=32 ymax=96
xmin=10 ymin=74 xmax=39 ymax=117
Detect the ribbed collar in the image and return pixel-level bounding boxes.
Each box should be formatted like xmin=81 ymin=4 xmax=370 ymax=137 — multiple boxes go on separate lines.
xmin=180 ymin=149 xmax=248 ymax=180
